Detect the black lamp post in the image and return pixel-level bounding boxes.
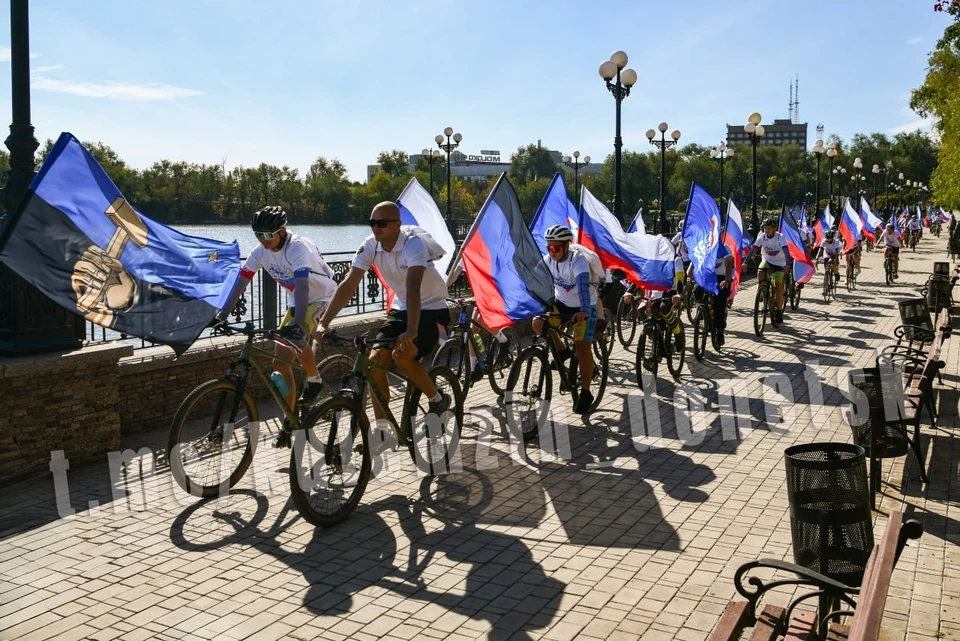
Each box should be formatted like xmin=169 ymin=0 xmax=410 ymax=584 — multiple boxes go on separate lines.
xmin=709 ymin=142 xmax=733 ymax=216
xmin=825 ymin=142 xmax=838 ymax=214
xmin=744 ymin=112 xmax=765 ymax=238
xmin=420 ymin=147 xmax=442 ymax=199
xmin=834 ymin=167 xmax=847 ymax=210
xmin=811 ymin=139 xmax=825 ymax=215
xmin=435 ymin=127 xmax=462 ymax=237
xmin=0 ymin=0 xmax=83 ymax=354
xmin=598 ymin=51 xmax=637 ymax=225
xmin=897 ymin=172 xmax=905 ymax=211
xmin=853 ymin=157 xmax=863 ymax=208
xmin=562 ymin=151 xmax=591 ymax=203
xmin=871 ymin=164 xmax=880 ymax=210
xmin=645 ymin=122 xmax=681 ymax=235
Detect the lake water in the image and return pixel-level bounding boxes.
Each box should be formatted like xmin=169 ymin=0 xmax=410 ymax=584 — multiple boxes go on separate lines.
xmin=174 ymin=224 xmax=372 ymax=258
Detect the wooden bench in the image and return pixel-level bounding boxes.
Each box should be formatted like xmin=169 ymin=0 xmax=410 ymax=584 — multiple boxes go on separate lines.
xmin=711 ymin=510 xmax=922 ymax=641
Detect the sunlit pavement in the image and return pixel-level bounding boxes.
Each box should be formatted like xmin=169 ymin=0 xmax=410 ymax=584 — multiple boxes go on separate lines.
xmin=1 ymin=236 xmax=958 ymax=641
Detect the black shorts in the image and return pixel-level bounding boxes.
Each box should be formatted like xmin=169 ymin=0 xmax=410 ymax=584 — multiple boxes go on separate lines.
xmin=886 ymin=246 xmax=900 ymax=255
xmin=375 ymin=308 xmax=451 ymax=358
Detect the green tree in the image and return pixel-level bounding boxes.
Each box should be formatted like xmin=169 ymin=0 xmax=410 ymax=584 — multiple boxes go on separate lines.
xmin=377 ymin=150 xmax=411 ymax=179
xmin=304 ymin=156 xmax=351 ymax=222
xmin=509 ymin=143 xmax=559 ymax=186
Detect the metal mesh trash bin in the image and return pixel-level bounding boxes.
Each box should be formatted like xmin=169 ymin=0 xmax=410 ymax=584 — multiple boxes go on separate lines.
xmin=784 ymin=443 xmax=873 ymax=587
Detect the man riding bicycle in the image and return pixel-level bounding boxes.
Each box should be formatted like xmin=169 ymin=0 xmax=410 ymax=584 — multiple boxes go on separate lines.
xmin=214 ymin=206 xmax=338 ymax=448
xmin=880 ymin=222 xmax=901 ymax=279
xmin=532 ymin=224 xmax=598 ymax=415
xmin=318 ymin=201 xmax=452 ymax=437
xmin=907 ymin=217 xmax=921 ymax=247
xmin=814 ymin=229 xmax=842 ymax=281
xmin=743 ymin=218 xmax=792 ymax=324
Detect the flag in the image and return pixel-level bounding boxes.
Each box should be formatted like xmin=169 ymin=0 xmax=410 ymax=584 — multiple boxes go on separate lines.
xmin=681 ymin=182 xmax=722 ymax=295
xmin=396 ymin=178 xmax=456 ymax=276
xmin=891 ymin=213 xmax=903 ymax=239
xmin=940 ymin=208 xmax=951 ymax=223
xmin=916 ymin=206 xmax=923 ymax=223
xmin=797 ymin=204 xmax=812 ymax=239
xmin=459 ymin=174 xmax=554 ymax=330
xmin=0 ymin=133 xmax=239 ymax=356
xmin=578 ymin=186 xmax=676 ymax=290
xmin=779 ymin=206 xmax=815 ymax=284
xmin=723 ymin=199 xmax=746 ymax=299
xmin=529 ymin=173 xmax=579 ymax=257
xmin=626 ymin=207 xmax=646 ymax=234
xmin=839 ymin=198 xmax=864 ymax=252
xmin=859 ymin=197 xmax=883 ymax=242
xmin=814 ymin=204 xmax=834 ymax=245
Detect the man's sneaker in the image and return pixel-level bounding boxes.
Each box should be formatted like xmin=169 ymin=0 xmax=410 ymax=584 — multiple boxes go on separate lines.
xmin=776 ymin=309 xmax=784 ymax=323
xmin=574 ymin=389 xmax=594 ymax=415
xmin=894 ymin=273 xmax=899 ymax=280
xmin=273 ymin=419 xmax=292 ymax=449
xmin=299 ymin=381 xmax=324 ymax=405
xmin=428 ymin=391 xmax=451 ymax=418
xmin=715 ymin=331 xmax=725 ymax=347
xmin=673 ymin=333 xmax=684 ymax=351
xmin=470 ymin=364 xmax=486 ymax=383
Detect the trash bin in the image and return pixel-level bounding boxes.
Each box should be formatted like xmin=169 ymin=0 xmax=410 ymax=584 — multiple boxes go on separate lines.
xmin=925 ymin=275 xmax=953 ymax=314
xmin=784 ymin=443 xmax=873 ymax=587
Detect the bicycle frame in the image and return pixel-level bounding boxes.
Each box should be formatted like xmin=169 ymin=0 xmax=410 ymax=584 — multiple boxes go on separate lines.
xmin=337 ymin=349 xmax=418 ymax=445
xmin=229 ymin=331 xmax=306 ymax=429
xmin=532 ymin=316 xmax=579 ymax=385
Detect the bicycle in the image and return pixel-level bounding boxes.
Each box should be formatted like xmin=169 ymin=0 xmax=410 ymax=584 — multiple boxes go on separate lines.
xmin=506 ymin=313 xmax=610 ymax=441
xmin=845 ymin=253 xmax=858 ymax=291
xmin=432 ymin=299 xmax=520 ymax=399
xmin=784 ymin=264 xmax=801 ymax=311
xmin=615 ymin=284 xmax=642 ymax=348
xmin=822 ymin=257 xmax=839 ymax=302
xmin=691 ymin=288 xmax=721 ymax=361
xmin=752 ymin=268 xmax=782 ymax=336
xmin=884 ymin=249 xmax=896 ymax=285
xmin=290 ymin=332 xmax=464 ymax=526
xmin=635 ymin=298 xmax=685 ymax=381
xmin=167 ymin=322 xmax=349 ymax=499
xmin=909 ymin=230 xmax=918 ymax=251
xmin=681 ymin=279 xmax=696 ymax=323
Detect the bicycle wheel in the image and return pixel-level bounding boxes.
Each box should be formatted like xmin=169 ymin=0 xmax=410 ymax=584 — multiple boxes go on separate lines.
xmin=635 ymin=322 xmax=659 ymax=383
xmin=168 ymin=377 xmax=257 ymax=498
xmin=846 ymin=261 xmax=855 ymax=292
xmin=601 ymin=307 xmax=615 ymax=356
xmin=407 ymin=366 xmax=464 ymax=476
xmin=432 ymin=334 xmax=469 ymax=399
xmin=683 ymin=285 xmax=695 ymax=324
xmin=485 ymin=327 xmax=520 ymax=396
xmin=885 ymin=258 xmax=894 ymax=286
xmin=665 ymin=323 xmax=685 ymax=379
xmin=316 ymin=354 xmax=356 ymax=400
xmin=289 ymin=395 xmax=370 ymax=527
xmin=753 ymin=286 xmax=768 ymax=336
xmin=569 ymin=337 xmax=609 ymax=413
xmin=822 ymin=270 xmax=830 ymax=301
xmin=709 ymin=312 xmax=722 ymax=353
xmin=692 ymin=305 xmax=707 ymax=361
xmin=506 ymin=346 xmax=552 ymax=441
xmin=616 ymin=295 xmax=638 ymax=347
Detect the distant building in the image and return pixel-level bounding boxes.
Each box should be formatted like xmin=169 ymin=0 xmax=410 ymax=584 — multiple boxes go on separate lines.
xmin=725 ymin=118 xmax=808 ymax=149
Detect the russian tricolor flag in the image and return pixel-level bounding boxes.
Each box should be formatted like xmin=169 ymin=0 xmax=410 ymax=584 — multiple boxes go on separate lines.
xmin=839 ymin=198 xmax=864 ymax=252
xmin=627 ymin=207 xmax=646 ymax=234
xmin=814 ymin=204 xmax=834 ymax=245
xmin=940 ymin=208 xmax=952 ymax=223
xmin=723 ymin=199 xmax=746 ymax=299
xmin=780 ymin=206 xmax=815 ymax=284
xmin=578 ymin=186 xmax=675 ymax=291
xmin=859 ymin=197 xmax=883 ymax=243
xmin=459 ymin=174 xmax=555 ymax=329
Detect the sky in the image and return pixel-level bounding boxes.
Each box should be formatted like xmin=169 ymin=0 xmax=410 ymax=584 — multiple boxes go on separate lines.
xmin=0 ymin=0 xmax=949 ymax=183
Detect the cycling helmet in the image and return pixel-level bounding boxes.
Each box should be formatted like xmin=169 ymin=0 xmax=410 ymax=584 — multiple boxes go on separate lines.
xmin=544 ymin=224 xmax=575 ymax=243
xmin=252 ymin=205 xmax=287 ymax=233
xmin=825 ymin=230 xmax=836 ymax=238
xmin=761 ymin=217 xmax=777 ymax=228
xmin=678 ymin=220 xmax=684 ymax=230
xmin=886 ymin=221 xmax=894 ymax=228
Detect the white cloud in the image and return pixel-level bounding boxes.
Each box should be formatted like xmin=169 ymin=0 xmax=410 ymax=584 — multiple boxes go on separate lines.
xmin=906 ymin=36 xmax=922 ymax=45
xmin=30 ymin=68 xmax=203 ymax=101
xmin=888 ymin=117 xmax=934 ymax=135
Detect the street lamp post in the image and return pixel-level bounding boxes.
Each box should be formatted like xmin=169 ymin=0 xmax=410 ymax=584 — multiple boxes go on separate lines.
xmin=709 ymin=142 xmax=734 ymax=217
xmin=853 ymin=157 xmax=863 ymax=206
xmin=897 ymin=172 xmax=905 ymax=210
xmin=811 ymin=139 xmax=825 ymax=214
xmin=871 ymin=164 xmax=881 ymax=209
xmin=435 ymin=127 xmax=462 ymax=237
xmin=744 ymin=112 xmax=765 ymax=238
xmin=420 ymin=148 xmax=442 ymax=199
xmin=598 ymin=51 xmax=637 ymax=225
xmin=562 ymin=151 xmax=591 ymax=203
xmin=825 ymin=142 xmax=838 ymax=214
xmin=646 ymin=122 xmax=681 ymax=234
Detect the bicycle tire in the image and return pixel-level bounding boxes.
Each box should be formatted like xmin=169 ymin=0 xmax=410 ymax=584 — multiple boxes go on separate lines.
xmin=316 ymin=354 xmax=356 ymax=401
xmin=168 ymin=377 xmax=258 ymax=498
xmin=683 ymin=285 xmax=695 ymax=324
xmin=506 ymin=346 xmax=551 ymax=441
xmin=692 ymin=306 xmax=707 ymax=361
xmin=601 ymin=307 xmax=615 ymax=357
xmin=432 ymin=335 xmax=469 ymax=399
xmin=665 ymin=323 xmax=685 ymax=379
xmin=885 ymin=258 xmax=894 ymax=286
xmin=289 ymin=395 xmax=370 ymax=527
xmin=616 ymin=295 xmax=638 ymax=347
xmin=569 ymin=337 xmax=610 ymax=413
xmin=636 ymin=322 xmax=659 ymax=383
xmin=407 ymin=366 xmax=464 ymax=477
xmin=753 ymin=285 xmax=767 ymax=336
xmin=485 ymin=327 xmax=520 ymax=397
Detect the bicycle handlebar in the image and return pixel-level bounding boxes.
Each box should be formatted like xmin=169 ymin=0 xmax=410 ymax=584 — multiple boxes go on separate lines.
xmin=321 ymin=331 xmax=394 ymax=349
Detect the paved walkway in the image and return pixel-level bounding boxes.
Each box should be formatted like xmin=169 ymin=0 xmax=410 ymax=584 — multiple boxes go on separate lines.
xmin=1 ymin=236 xmax=958 ymax=641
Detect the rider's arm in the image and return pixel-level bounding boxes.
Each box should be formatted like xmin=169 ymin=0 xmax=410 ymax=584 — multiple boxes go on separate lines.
xmin=292 ymin=273 xmax=310 ymax=327
xmin=404 ymin=265 xmax=426 ymax=336
xmin=575 ymin=271 xmax=592 ymax=311
xmin=319 ymin=267 xmax=365 ymax=329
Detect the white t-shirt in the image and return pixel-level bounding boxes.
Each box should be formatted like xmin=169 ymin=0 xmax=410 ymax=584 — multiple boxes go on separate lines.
xmin=240 ymin=232 xmax=336 ymax=306
xmin=907 ymin=219 xmax=921 ymax=230
xmin=881 ymin=230 xmax=901 ymax=248
xmin=753 ymin=232 xmax=789 ymax=267
xmin=570 ymin=243 xmax=605 ymax=284
xmin=819 ymin=238 xmax=842 ymax=256
xmin=352 ymin=226 xmax=448 ymax=311
xmin=544 ymin=247 xmax=597 ymax=307
xmin=671 ymin=232 xmax=689 ymax=261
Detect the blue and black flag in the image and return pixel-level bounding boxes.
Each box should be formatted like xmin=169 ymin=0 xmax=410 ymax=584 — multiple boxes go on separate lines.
xmin=0 ymin=133 xmax=240 ymax=356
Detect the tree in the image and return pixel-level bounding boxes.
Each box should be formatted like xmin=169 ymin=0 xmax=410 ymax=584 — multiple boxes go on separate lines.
xmin=509 ymin=143 xmax=559 ymax=186
xmin=304 ymin=156 xmax=351 ymax=222
xmin=377 ymin=150 xmax=411 ymax=179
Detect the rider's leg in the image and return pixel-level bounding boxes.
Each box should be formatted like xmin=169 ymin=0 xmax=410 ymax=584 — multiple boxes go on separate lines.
xmin=774 ymin=271 xmax=785 ymax=310
xmin=368 ymin=347 xmax=394 ymax=421
xmin=273 ymin=342 xmax=298 ymax=411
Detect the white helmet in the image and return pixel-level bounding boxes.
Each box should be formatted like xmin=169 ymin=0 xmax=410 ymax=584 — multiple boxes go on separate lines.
xmin=544 ymin=225 xmax=575 ymax=243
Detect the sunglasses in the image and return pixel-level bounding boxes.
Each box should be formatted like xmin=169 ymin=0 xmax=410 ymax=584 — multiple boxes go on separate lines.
xmin=546 ymin=243 xmax=567 ymax=252
xmin=368 ymin=218 xmax=400 ymax=228
xmin=255 ymin=230 xmax=279 ymax=241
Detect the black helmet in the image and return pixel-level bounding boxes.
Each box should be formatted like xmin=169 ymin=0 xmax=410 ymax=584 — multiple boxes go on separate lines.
xmin=826 ymin=229 xmax=836 ymax=238
xmin=252 ymin=205 xmax=287 ymax=233
xmin=762 ymin=217 xmax=777 ymax=228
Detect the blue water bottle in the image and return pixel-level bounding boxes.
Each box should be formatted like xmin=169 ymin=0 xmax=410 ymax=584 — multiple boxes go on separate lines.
xmin=269 ymin=371 xmax=290 ymax=397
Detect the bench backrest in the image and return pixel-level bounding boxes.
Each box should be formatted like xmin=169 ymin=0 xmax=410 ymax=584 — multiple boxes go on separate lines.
xmin=898 ymin=298 xmax=932 ymax=333
xmin=847 ymin=511 xmax=912 ymax=641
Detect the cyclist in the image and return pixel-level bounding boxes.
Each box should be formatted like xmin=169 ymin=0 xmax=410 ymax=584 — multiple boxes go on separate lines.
xmin=318 ymin=202 xmax=452 ymax=435
xmin=711 ymin=244 xmax=735 ymax=346
xmin=533 ymin=224 xmax=597 ymax=414
xmin=214 ymin=206 xmax=338 ymax=448
xmin=814 ymin=229 xmax=843 ymax=282
xmin=743 ymin=218 xmax=792 ymax=324
xmin=880 ymin=222 xmax=901 ymax=279
xmin=907 ymin=216 xmax=921 ymax=247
